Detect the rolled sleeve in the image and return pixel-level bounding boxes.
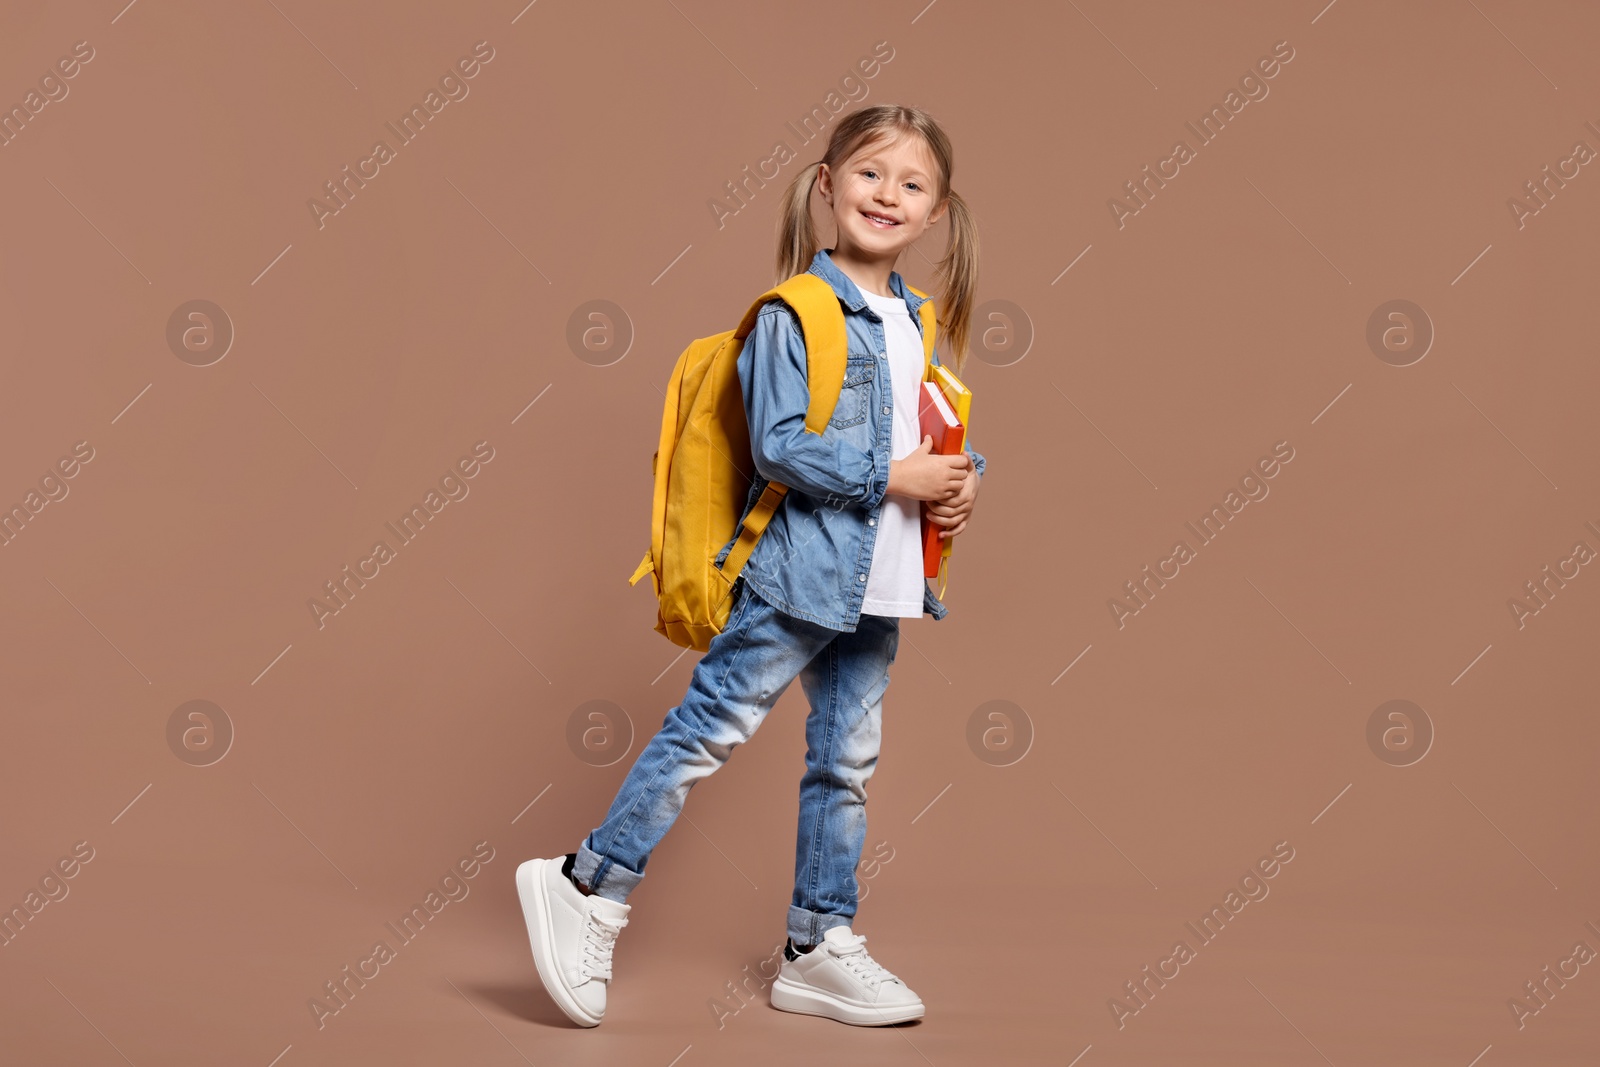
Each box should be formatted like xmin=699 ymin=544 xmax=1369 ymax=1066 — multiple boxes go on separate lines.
xmin=738 ymin=301 xmax=886 ymax=509
xmin=966 ymin=440 xmax=985 ymax=481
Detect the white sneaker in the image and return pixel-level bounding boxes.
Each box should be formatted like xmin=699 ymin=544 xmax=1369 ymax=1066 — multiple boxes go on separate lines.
xmin=515 ymin=854 xmax=630 ymax=1027
xmin=770 ymin=926 xmax=925 ymax=1025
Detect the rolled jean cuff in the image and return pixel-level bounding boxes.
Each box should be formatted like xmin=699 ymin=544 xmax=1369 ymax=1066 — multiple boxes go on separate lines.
xmin=573 ymin=838 xmax=639 ymax=905
xmin=787 ymin=904 xmax=853 ymax=948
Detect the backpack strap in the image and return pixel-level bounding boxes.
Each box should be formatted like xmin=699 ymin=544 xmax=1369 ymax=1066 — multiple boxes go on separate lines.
xmin=719 ymin=273 xmax=848 ymax=582
xmin=731 ymin=273 xmax=847 ymax=434
xmin=905 ymin=282 xmax=938 ymax=373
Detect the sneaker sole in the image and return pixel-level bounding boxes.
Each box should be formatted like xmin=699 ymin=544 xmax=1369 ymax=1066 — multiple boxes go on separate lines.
xmin=515 ymin=858 xmax=602 ymax=1027
xmin=770 ymin=973 xmax=925 ymax=1026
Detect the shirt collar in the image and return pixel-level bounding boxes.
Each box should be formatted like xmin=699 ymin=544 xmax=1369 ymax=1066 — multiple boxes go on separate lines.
xmin=808 ymin=247 xmax=927 ymax=317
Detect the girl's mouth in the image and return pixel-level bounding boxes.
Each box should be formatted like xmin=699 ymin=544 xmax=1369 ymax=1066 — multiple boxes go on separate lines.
xmin=861 ymin=211 xmax=900 ymax=228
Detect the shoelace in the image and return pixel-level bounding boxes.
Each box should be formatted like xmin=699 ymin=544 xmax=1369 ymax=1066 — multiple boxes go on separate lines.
xmin=579 ymin=907 xmax=628 ymax=981
xmin=829 ymin=932 xmax=902 ymax=989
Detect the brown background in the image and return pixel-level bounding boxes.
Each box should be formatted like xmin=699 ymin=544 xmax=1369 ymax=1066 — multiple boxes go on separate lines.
xmin=3 ymin=0 xmax=1598 ymax=1064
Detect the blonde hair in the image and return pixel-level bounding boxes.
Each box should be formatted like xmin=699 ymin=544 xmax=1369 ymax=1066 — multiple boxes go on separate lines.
xmin=775 ymin=104 xmax=980 ymax=376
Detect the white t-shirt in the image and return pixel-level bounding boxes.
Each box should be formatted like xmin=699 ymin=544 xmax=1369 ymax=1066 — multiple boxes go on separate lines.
xmin=859 ymin=288 xmax=927 ymax=618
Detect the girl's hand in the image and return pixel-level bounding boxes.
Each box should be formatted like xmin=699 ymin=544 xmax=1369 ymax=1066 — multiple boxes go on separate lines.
xmin=888 ymin=436 xmax=971 ymax=501
xmin=924 ymin=461 xmax=980 ymax=538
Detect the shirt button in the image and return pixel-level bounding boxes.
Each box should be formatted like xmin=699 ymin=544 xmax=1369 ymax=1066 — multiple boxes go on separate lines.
xmin=867 ymin=517 xmax=876 ymax=525
xmin=858 ymin=574 xmax=867 ymax=582
xmin=881 ymin=405 xmax=890 ymax=414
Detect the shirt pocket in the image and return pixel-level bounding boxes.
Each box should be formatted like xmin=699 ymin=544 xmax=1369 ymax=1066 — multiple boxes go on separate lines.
xmin=829 ymin=354 xmax=877 ymax=430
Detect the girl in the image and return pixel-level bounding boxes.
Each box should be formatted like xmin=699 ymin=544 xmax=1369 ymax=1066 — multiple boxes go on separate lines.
xmin=516 ymin=104 xmax=986 ymax=1028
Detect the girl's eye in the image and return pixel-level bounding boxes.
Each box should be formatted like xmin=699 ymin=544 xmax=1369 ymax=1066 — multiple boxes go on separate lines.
xmin=861 ymin=169 xmax=920 ymax=191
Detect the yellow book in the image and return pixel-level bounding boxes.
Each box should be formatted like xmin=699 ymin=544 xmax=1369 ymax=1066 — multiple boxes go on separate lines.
xmin=929 ymin=363 xmax=971 ymax=425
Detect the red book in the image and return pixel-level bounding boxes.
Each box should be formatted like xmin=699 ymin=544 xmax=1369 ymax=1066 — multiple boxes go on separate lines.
xmin=917 ymin=381 xmax=965 ymax=577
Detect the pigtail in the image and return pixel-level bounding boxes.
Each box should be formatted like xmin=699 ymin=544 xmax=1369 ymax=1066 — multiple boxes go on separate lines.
xmin=775 ymin=164 xmax=824 ymax=286
xmin=932 ymin=189 xmax=980 ymax=377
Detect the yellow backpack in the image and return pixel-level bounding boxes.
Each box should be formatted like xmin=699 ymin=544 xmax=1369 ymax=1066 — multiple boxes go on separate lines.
xmin=627 ymin=272 xmax=937 ymax=650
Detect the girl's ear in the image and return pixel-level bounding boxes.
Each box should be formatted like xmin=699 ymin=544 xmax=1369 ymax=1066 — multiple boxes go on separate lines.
xmin=928 ymin=196 xmax=950 ymax=226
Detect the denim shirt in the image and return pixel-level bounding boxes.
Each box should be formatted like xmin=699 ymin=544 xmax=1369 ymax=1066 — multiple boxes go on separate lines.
xmin=713 ymin=247 xmax=987 ymax=632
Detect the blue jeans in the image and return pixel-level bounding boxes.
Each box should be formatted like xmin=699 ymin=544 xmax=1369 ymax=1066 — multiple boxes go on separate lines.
xmin=573 ymin=575 xmax=901 ymax=947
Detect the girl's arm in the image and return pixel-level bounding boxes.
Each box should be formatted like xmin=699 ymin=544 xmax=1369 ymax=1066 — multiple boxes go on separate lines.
xmin=736 ymin=301 xmax=889 ymax=510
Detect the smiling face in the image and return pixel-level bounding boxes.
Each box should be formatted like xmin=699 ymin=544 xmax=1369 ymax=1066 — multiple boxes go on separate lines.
xmin=819 ymin=131 xmax=948 ymax=266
